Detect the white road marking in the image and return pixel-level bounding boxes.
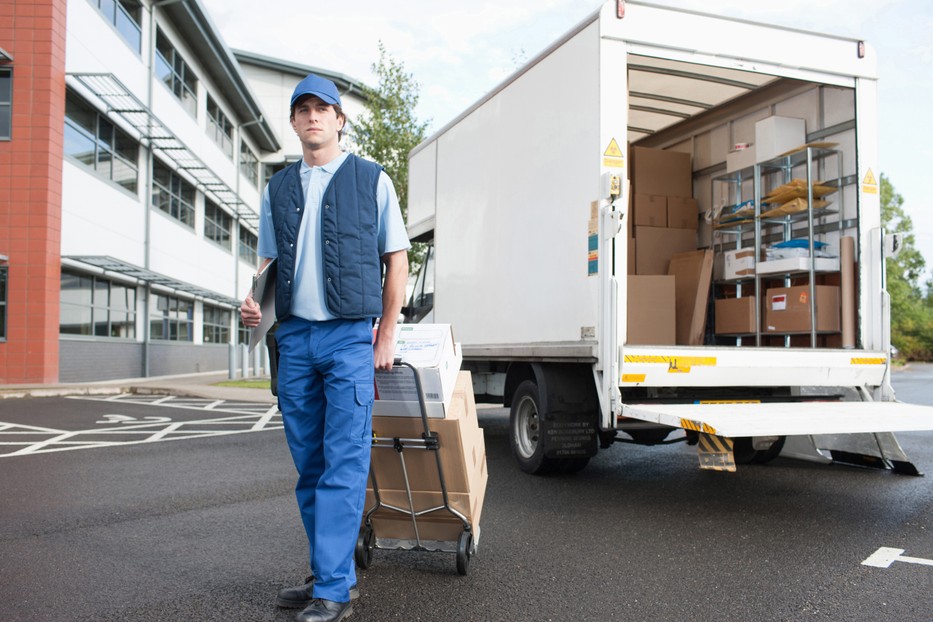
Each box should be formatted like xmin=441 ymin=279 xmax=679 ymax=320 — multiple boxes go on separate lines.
xmin=251 ymin=404 xmax=280 ymax=431
xmin=0 ymin=395 xmax=282 ymax=458
xmin=862 ymin=547 xmax=933 ymax=568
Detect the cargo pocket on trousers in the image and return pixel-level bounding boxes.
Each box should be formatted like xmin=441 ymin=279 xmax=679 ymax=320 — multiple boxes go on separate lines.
xmin=351 ymin=382 xmax=374 ymax=445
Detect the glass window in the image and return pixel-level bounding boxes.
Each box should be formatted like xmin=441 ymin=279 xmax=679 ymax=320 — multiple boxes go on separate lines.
xmin=60 ymin=270 xmax=136 ymax=338
xmin=0 ymin=264 xmax=7 ymax=340
xmin=263 ymin=161 xmax=288 ymax=189
xmin=203 ymin=305 xmax=231 ymax=344
xmin=240 ymin=140 xmax=258 ymax=187
xmin=155 ymin=28 xmax=197 ymax=116
xmin=239 ymin=226 xmax=258 ymax=267
xmin=152 ymin=159 xmax=195 ymax=228
xmin=204 ymin=200 xmax=232 ymax=250
xmin=206 ymin=96 xmax=234 ymax=159
xmin=1 ymin=67 xmax=13 ymax=141
xmin=91 ymin=0 xmax=142 ymax=53
xmin=150 ymin=292 xmax=193 ymax=341
xmin=64 ymin=90 xmax=139 ymax=192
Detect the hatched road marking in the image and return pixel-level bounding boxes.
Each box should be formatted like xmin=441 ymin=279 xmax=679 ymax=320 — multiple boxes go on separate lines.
xmin=0 ymin=394 xmax=281 ymax=458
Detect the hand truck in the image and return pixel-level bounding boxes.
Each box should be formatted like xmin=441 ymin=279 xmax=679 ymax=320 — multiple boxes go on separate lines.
xmin=355 ymin=359 xmax=479 ymax=575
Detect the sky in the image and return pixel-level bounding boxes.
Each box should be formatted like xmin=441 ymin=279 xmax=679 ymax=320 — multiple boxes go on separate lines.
xmin=202 ymin=0 xmax=933 ymax=277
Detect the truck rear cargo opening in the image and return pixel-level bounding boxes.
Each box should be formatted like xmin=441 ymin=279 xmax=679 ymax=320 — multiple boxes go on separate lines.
xmin=403 ymin=1 xmax=933 ymax=476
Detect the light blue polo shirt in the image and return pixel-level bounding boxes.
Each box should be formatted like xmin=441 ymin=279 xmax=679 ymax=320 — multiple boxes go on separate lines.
xmin=256 ymin=152 xmax=411 ymax=321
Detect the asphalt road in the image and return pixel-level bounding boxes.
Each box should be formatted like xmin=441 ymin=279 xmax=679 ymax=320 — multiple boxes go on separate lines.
xmin=1 ymin=370 xmax=932 ymax=622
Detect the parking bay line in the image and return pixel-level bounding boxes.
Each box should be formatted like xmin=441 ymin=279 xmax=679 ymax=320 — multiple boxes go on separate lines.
xmin=862 ymin=547 xmax=933 ymax=568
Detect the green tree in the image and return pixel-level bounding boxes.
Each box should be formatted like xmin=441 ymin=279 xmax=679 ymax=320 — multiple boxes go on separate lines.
xmin=351 ymin=42 xmax=430 ymax=270
xmin=881 ymin=174 xmax=933 ymax=360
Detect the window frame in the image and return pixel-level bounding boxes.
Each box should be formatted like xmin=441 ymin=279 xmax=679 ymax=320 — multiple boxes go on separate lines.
xmin=239 ymin=140 xmax=259 ymax=187
xmin=204 ymin=200 xmax=232 ymax=250
xmin=0 ymin=66 xmax=13 ymax=141
xmin=59 ymin=269 xmax=137 ymax=339
xmin=0 ymin=263 xmax=7 ymax=341
xmin=91 ymin=0 xmax=143 ymax=54
xmin=155 ymin=28 xmax=197 ymax=117
xmin=152 ymin=159 xmax=196 ymax=229
xmin=64 ymin=90 xmax=140 ymax=193
xmin=149 ymin=292 xmax=193 ymax=342
xmin=238 ymin=226 xmax=258 ymax=267
xmin=206 ymin=95 xmax=234 ymax=159
xmin=202 ymin=304 xmax=231 ymax=344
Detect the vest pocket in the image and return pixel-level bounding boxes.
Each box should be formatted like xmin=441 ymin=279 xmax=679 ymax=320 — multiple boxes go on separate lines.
xmin=351 ymin=382 xmax=374 ymax=445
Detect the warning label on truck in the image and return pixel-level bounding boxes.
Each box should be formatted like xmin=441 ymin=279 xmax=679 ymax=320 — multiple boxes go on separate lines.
xmin=603 ymin=138 xmax=624 ymax=168
xmin=862 ymin=168 xmax=878 ymax=194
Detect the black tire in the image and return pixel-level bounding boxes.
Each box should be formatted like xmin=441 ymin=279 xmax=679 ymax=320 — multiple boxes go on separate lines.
xmin=733 ymin=436 xmax=786 ymax=465
xmin=752 ymin=435 xmax=786 ymax=464
xmin=509 ymin=379 xmax=591 ymax=475
xmin=509 ymin=380 xmax=553 ymax=474
xmin=456 ymin=531 xmax=473 ymax=576
xmin=355 ymin=526 xmax=374 ymax=570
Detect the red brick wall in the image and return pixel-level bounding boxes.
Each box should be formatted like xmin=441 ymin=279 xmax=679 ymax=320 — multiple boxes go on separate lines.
xmin=0 ymin=0 xmax=67 ymax=384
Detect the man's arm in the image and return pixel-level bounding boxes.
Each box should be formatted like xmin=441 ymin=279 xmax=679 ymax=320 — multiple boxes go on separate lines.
xmin=240 ymin=257 xmax=274 ymax=328
xmin=373 ymin=249 xmax=409 ymax=370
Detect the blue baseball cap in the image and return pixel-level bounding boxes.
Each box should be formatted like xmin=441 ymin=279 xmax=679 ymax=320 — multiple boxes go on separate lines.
xmin=290 ymin=73 xmax=342 ymax=108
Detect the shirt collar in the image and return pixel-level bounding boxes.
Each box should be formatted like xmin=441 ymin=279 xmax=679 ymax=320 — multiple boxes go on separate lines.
xmin=300 ymin=151 xmax=349 ymax=176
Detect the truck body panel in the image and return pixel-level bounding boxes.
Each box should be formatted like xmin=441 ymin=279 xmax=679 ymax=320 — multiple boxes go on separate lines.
xmin=406 ymin=1 xmax=933 ymax=472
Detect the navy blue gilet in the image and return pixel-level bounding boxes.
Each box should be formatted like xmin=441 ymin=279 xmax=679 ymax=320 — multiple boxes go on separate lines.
xmin=268 ymin=154 xmax=384 ymax=321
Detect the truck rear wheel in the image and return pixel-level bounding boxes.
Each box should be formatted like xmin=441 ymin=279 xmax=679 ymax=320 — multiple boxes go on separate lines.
xmin=509 ymin=380 xmax=589 ymax=475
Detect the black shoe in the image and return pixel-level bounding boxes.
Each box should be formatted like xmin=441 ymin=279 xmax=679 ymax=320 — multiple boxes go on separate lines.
xmin=295 ymin=598 xmax=352 ymax=622
xmin=276 ymin=576 xmax=359 ymax=608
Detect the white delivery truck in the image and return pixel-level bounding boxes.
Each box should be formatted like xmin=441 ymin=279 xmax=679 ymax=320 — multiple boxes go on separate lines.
xmin=404 ymin=1 xmax=933 ymax=474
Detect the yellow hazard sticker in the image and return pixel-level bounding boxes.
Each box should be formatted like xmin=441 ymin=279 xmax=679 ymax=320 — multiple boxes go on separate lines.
xmin=851 ymin=357 xmax=886 ymax=365
xmin=621 ymin=374 xmax=646 ymax=383
xmin=624 ymin=355 xmax=716 ymax=373
xmin=862 ymin=168 xmax=878 ymax=194
xmin=681 ymin=418 xmax=718 ymax=435
xmin=602 ymin=138 xmax=624 ymax=168
xmin=697 ymin=433 xmax=736 ymax=472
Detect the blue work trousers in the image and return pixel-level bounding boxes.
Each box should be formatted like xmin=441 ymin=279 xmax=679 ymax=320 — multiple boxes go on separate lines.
xmin=275 ymin=317 xmax=374 ymax=603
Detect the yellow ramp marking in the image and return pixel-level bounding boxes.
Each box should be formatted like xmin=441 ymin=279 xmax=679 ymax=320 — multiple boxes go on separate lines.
xmin=624 ymin=355 xmax=716 ymax=373
xmin=622 ymin=374 xmax=646 ymax=383
xmin=851 ymin=357 xmax=886 ymax=365
xmin=680 ymin=418 xmax=717 ymax=435
xmin=697 ymin=433 xmax=736 ymax=472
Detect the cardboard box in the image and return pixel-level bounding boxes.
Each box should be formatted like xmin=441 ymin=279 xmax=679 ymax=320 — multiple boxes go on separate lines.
xmin=370 ymin=371 xmax=485 ymax=493
xmin=630 ymin=146 xmax=692 ymax=198
xmin=755 ymin=116 xmax=806 ymax=163
xmin=668 ymin=250 xmax=713 ymax=345
xmin=726 ymin=144 xmax=756 ymax=173
xmin=667 ymin=196 xmax=698 ymax=230
xmin=627 ymin=275 xmax=676 ymax=345
xmin=634 ymin=226 xmax=697 ymax=275
xmin=715 ymin=296 xmax=756 ymax=335
xmin=722 ymin=249 xmax=756 ymax=280
xmin=374 ymin=324 xmax=462 ymax=417
xmin=633 ymin=194 xmax=667 ymax=227
xmin=764 ymin=285 xmax=841 ymax=333
xmin=363 ymin=466 xmax=487 ymax=542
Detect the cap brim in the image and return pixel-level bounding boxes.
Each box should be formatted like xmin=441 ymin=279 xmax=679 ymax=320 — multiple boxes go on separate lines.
xmin=290 ymin=90 xmax=340 ymax=107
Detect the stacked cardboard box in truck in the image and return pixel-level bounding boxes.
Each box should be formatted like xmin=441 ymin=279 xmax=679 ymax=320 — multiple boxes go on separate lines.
xmin=629 ymin=146 xmax=698 ymax=276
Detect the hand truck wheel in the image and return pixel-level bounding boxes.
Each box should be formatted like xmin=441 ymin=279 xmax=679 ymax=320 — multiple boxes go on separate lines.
xmin=456 ymin=530 xmax=473 ymax=575
xmin=355 ymin=525 xmax=374 ymax=569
